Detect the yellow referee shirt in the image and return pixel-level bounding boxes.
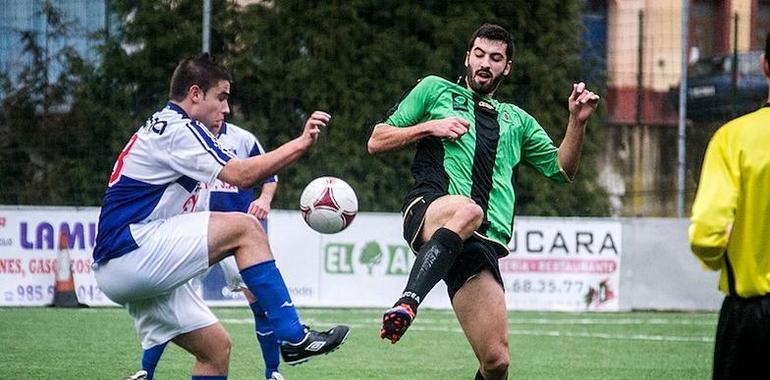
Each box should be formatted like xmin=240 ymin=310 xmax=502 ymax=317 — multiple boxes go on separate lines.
xmin=690 ymin=106 xmax=770 ymax=298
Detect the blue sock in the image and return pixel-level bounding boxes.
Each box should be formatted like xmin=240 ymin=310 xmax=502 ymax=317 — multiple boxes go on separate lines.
xmin=191 ymin=376 xmax=227 ymax=380
xmin=142 ymin=342 xmax=168 ymax=380
xmin=250 ymin=301 xmax=281 ymax=379
xmin=240 ymin=260 xmax=305 ymax=343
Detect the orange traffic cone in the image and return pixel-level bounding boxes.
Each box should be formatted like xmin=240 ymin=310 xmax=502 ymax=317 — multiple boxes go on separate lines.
xmin=49 ymin=232 xmax=87 ymax=308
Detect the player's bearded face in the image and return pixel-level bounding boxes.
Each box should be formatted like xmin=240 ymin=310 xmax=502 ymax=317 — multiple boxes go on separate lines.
xmin=466 ymin=65 xmax=505 ymax=94
xmin=465 ymin=38 xmax=510 ymax=95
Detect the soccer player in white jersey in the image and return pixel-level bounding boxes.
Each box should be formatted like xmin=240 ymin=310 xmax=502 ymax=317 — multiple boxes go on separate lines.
xmin=93 ymin=53 xmax=349 ymax=380
xmin=127 ymin=121 xmax=285 ymax=380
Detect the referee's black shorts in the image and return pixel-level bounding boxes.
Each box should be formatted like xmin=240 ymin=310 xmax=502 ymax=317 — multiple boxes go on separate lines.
xmin=401 ymin=194 xmax=505 ymax=300
xmin=713 ymin=294 xmax=770 ymax=380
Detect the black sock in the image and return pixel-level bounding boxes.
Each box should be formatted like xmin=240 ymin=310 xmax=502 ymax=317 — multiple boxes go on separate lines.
xmin=396 ymin=227 xmax=463 ymax=311
xmin=474 ymin=369 xmax=485 ymax=380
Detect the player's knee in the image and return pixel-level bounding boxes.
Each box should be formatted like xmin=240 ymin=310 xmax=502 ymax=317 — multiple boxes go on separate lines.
xmin=240 ymin=213 xmax=264 ymax=235
xmin=230 ymin=213 xmax=272 ymax=263
xmin=481 ymin=348 xmax=510 ymax=376
xmin=231 ymin=213 xmax=266 ymax=244
xmin=454 ymin=201 xmax=484 ymax=230
xmin=197 ymin=335 xmax=231 ymax=371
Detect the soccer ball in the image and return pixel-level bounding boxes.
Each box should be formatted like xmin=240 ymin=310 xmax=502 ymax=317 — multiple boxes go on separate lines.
xmin=299 ymin=176 xmax=358 ymax=234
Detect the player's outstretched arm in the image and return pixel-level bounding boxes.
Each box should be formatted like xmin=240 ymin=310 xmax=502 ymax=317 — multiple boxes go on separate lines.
xmin=558 ymin=82 xmax=600 ymax=180
xmin=367 ymin=117 xmax=469 ymax=154
xmin=220 ymin=111 xmax=330 ymax=188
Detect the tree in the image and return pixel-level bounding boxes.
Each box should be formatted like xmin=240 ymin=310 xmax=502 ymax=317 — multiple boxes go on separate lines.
xmin=63 ymin=0 xmax=243 ymax=204
xmin=2 ymin=0 xmax=609 ymax=217
xmin=231 ymin=0 xmax=608 ymax=215
xmin=0 ymin=1 xmax=93 ymax=204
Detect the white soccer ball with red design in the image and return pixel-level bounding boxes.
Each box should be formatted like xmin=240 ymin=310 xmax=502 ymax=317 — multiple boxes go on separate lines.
xmin=299 ymin=176 xmax=358 ymax=234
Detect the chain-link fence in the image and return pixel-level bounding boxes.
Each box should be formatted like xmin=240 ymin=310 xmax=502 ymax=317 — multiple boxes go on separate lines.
xmin=599 ymin=1 xmax=768 ymax=216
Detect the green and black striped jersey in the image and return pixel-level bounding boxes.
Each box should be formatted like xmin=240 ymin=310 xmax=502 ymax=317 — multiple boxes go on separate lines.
xmin=384 ymin=75 xmax=569 ymax=254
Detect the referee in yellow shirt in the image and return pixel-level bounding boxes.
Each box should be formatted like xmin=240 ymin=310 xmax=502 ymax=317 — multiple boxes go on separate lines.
xmin=690 ymin=33 xmax=770 ymax=380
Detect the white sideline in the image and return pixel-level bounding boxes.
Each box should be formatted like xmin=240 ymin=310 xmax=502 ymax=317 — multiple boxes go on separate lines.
xmin=219 ymin=318 xmax=714 ymax=343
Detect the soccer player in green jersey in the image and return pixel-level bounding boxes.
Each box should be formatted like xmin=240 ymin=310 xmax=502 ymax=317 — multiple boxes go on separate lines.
xmin=367 ymin=24 xmax=599 ymax=380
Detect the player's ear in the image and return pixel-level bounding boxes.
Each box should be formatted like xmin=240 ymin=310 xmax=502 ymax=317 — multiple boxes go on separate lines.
xmin=188 ymin=85 xmax=203 ymax=103
xmin=503 ymin=60 xmax=512 ymax=76
xmin=464 ymin=52 xmax=470 ymax=68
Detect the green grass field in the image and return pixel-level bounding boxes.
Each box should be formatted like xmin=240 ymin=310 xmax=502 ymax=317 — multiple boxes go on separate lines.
xmin=0 ymin=307 xmax=716 ymax=379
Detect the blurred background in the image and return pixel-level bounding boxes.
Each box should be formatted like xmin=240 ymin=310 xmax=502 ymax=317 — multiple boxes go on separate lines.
xmin=3 ymin=0 xmax=764 ymax=218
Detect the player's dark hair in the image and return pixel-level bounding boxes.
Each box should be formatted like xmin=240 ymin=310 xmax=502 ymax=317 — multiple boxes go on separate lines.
xmin=467 ymin=24 xmax=514 ymax=62
xmin=169 ymin=53 xmax=231 ymax=101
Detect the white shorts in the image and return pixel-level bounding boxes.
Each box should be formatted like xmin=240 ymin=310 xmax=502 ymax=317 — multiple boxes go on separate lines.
xmin=94 ymin=212 xmax=217 ymax=349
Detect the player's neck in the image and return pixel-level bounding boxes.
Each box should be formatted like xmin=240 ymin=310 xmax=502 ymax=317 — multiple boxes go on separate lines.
xmin=170 ymin=99 xmax=195 ymax=119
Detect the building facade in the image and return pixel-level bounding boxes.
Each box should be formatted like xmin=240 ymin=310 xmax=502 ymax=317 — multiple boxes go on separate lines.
xmin=0 ymin=0 xmax=110 ymax=85
xmin=596 ymin=0 xmax=770 ymax=216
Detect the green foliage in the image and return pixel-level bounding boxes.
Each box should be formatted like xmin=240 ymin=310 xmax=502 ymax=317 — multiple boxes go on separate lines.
xmin=1 ymin=0 xmax=608 ymax=216
xmin=231 ymin=0 xmax=608 ymax=215
xmin=0 ymin=1 xmax=96 ymax=204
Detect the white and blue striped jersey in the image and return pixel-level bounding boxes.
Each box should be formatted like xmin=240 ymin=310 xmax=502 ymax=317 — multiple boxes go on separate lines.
xmin=197 ymin=122 xmax=278 ymax=213
xmin=93 ymin=103 xmax=234 ymax=264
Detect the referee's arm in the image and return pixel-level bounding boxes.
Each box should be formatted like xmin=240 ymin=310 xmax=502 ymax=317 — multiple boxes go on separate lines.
xmin=689 ymin=129 xmax=738 ymax=270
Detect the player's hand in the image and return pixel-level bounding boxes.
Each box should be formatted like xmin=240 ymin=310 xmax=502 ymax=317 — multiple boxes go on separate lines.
xmin=302 ymin=110 xmax=331 ymax=145
xmin=568 ymin=82 xmax=600 ymax=123
xmin=248 ymin=197 xmax=271 ymax=220
xmin=430 ymin=117 xmax=469 ymax=141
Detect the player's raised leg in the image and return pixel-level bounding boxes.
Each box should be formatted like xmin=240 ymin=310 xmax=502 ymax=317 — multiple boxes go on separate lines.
xmin=208 ymin=211 xmax=349 ymax=364
xmin=381 ymin=195 xmax=483 ymax=343
xmin=453 ymin=271 xmax=509 ymax=380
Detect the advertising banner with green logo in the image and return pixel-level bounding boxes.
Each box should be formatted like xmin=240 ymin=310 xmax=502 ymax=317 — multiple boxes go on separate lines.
xmin=268 ymin=210 xmax=451 ymax=309
xmin=0 ymin=207 xmax=621 ymax=311
xmin=269 ymin=211 xmax=622 ymax=311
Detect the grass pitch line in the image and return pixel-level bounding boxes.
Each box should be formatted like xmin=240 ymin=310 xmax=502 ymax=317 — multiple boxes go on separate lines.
xmin=220 ymin=318 xmax=714 ymax=343
xmin=506 ymin=317 xmax=715 ymax=325
xmin=503 ymin=328 xmax=714 ymax=343
xmin=222 ymin=315 xmax=712 ymax=326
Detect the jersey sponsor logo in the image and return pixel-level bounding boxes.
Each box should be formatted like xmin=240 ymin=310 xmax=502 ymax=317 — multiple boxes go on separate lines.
xmin=201 ymin=180 xmax=240 ymax=193
xmin=140 ymin=116 xmax=168 ymax=136
xmin=478 ymin=100 xmax=494 ymax=110
xmin=452 ymin=93 xmax=469 ymax=111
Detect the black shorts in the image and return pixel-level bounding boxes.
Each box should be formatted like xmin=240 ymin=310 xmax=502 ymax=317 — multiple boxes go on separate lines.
xmin=712 ymin=294 xmax=770 ymax=380
xmin=402 ymin=195 xmax=504 ymax=300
